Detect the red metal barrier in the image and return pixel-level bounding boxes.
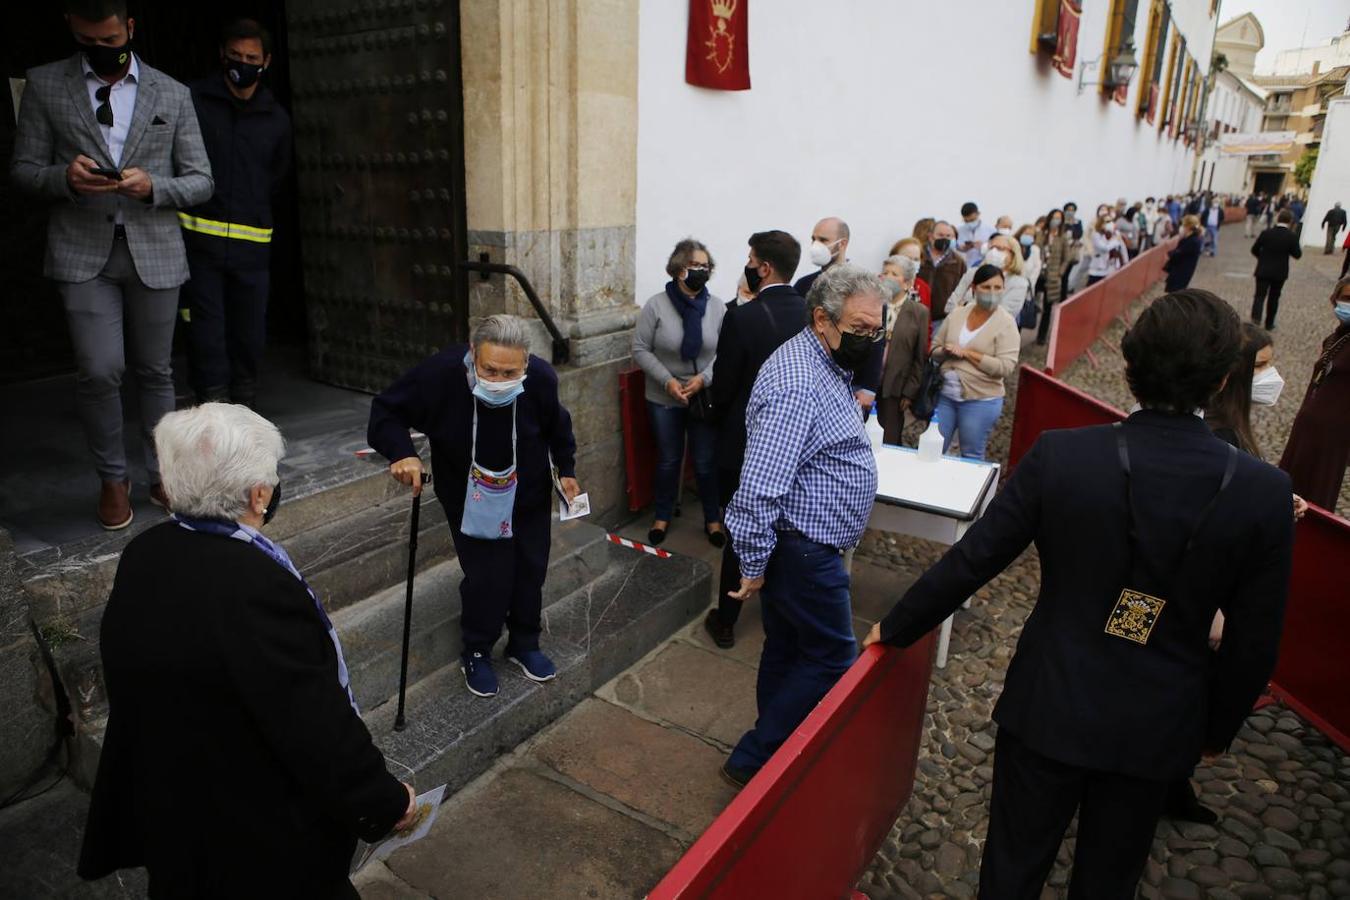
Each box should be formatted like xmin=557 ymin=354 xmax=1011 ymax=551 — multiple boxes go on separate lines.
xmin=1268 ymin=506 xmax=1350 ymax=751
xmin=1224 ymin=205 xmax=1245 ymax=224
xmin=620 ymin=367 xmax=656 ymax=512
xmin=1007 ymin=366 xmax=1350 ymax=753
xmin=1008 ymin=365 xmax=1125 ymax=469
xmin=1044 ymin=239 xmax=1174 ymax=377
xmin=649 ymin=631 xmax=937 ymax=899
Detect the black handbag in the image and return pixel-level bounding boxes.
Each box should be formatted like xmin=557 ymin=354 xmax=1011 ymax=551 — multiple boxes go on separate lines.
xmin=1018 ymin=294 xmax=1039 ymax=331
xmin=910 ymin=355 xmax=944 ymax=422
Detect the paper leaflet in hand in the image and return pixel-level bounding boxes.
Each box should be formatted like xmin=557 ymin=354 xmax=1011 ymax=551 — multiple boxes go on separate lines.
xmin=351 ymin=783 xmax=447 ymax=874
xmin=560 ymin=492 xmax=591 ymax=521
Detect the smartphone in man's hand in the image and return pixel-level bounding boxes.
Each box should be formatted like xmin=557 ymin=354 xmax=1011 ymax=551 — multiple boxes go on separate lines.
xmin=89 ymin=166 xmax=122 ymax=180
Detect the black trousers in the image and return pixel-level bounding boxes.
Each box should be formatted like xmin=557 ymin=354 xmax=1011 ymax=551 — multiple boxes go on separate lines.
xmin=716 ymin=465 xmax=744 ymax=626
xmin=183 ymin=252 xmax=271 ymax=403
xmin=1251 ymin=277 xmax=1286 ymax=329
xmin=446 ymin=502 xmax=550 ymax=656
xmin=980 ymin=728 xmax=1167 ymax=900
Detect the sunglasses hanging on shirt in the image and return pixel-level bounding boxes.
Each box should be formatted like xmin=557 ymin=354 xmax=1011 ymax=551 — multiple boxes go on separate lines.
xmin=95 ymin=84 xmax=113 ymax=127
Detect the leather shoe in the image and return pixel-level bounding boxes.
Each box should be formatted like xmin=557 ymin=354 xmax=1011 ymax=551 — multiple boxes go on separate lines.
xmin=98 ymin=480 xmax=133 ymax=531
xmin=149 ymin=483 xmax=171 ymax=512
xmin=703 ymin=609 xmax=735 ymax=649
xmin=720 ymin=760 xmax=755 ymax=790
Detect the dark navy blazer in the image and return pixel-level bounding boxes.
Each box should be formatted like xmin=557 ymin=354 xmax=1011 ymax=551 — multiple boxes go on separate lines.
xmin=367 ymin=345 xmax=577 ymax=517
xmin=880 ymin=410 xmax=1294 ymax=780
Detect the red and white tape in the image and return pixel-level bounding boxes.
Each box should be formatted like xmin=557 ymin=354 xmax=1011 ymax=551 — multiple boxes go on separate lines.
xmin=355 ymin=432 xmax=426 ymax=459
xmin=606 ymin=533 xmax=672 ymax=559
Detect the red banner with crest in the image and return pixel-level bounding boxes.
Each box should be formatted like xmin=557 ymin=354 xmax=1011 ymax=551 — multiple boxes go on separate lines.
xmin=1051 ymin=0 xmax=1082 ymax=79
xmin=686 ymin=0 xmax=750 ymax=90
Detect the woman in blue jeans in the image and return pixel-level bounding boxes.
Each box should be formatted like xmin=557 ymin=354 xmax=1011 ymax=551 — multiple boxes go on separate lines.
xmin=931 ymin=265 xmax=1022 ymax=460
xmin=631 ymin=238 xmax=727 ymax=546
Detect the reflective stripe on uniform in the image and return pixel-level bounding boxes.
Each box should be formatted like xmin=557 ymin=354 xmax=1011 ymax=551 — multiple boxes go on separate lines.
xmin=178 ymin=213 xmax=273 ymax=244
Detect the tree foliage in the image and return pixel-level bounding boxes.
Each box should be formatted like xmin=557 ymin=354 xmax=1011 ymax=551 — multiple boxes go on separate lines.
xmin=1293 ymin=149 xmax=1318 ymax=188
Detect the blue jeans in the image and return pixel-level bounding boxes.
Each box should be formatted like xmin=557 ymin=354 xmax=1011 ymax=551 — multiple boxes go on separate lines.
xmin=936 ymin=394 xmax=1005 ymax=461
xmin=1204 ymin=224 xmax=1219 ymax=256
xmin=647 ymin=400 xmax=720 ymax=523
xmin=728 ymin=532 xmax=857 ymax=772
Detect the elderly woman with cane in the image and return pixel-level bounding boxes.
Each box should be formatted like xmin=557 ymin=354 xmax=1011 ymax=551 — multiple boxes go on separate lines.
xmin=79 ymin=403 xmax=417 ymax=898
xmin=368 ymin=314 xmax=581 ymax=699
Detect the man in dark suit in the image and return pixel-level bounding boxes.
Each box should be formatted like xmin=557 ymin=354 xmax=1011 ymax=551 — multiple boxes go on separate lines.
xmin=703 ymin=230 xmax=805 ymax=648
xmin=865 ymin=289 xmax=1294 ymax=898
xmin=1322 ymin=201 xmax=1347 ymax=255
xmin=1251 ymin=209 xmax=1303 ymax=330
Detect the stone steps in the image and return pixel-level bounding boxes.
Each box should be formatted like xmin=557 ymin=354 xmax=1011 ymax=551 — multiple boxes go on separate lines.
xmin=363 ymin=537 xmax=709 ymax=795
xmin=330 ymin=519 xmax=612 ymax=711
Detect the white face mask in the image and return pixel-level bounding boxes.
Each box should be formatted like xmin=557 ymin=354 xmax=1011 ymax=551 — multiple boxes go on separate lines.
xmin=1251 ymin=367 xmax=1284 ymax=406
xmin=996 ymin=227 xmax=1013 ymax=236
xmin=975 ymin=289 xmax=1001 ymax=310
xmin=983 ymin=248 xmax=1009 ymax=269
xmin=1103 ymin=222 xmax=1116 ymax=234
xmin=808 ymin=240 xmax=835 ymax=268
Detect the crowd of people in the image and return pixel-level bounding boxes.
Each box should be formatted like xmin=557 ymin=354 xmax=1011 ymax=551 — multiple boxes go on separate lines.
xmin=32 ymin=4 xmax=1350 ymax=898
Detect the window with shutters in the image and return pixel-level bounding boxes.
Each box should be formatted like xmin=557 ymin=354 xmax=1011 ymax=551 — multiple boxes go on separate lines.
xmin=1158 ymin=32 xmax=1180 ymax=133
xmin=1137 ymin=0 xmax=1168 ymax=122
xmin=1033 ymin=0 xmax=1083 ymax=79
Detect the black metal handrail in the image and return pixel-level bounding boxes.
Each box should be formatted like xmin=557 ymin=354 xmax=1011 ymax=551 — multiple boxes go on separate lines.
xmin=459 ymin=255 xmax=570 ymax=365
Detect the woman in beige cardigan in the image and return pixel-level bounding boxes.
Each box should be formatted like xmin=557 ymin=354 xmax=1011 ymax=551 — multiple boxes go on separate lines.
xmin=931 ymin=264 xmax=1021 ymax=460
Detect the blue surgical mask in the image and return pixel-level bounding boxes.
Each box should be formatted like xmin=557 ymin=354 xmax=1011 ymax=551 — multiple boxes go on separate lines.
xmin=1019 ymin=234 xmax=1034 ymax=247
xmin=465 ymin=352 xmax=527 ymax=406
xmin=1336 ymin=301 xmax=1350 ymax=324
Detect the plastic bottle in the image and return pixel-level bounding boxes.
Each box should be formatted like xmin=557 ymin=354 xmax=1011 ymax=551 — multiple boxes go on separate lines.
xmin=917 ymin=413 xmax=943 ymax=463
xmin=865 ymin=405 xmax=885 ymax=450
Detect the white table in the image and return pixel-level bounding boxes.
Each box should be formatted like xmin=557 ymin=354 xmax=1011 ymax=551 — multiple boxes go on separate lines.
xmin=866 ymin=445 xmax=1000 ymax=668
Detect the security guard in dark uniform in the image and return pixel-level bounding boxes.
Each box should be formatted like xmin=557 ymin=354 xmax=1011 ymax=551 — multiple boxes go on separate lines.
xmin=866 ymin=289 xmax=1295 ymax=899
xmin=181 ymin=18 xmax=291 ymax=406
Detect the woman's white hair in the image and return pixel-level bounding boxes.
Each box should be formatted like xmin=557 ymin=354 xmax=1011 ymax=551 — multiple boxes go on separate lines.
xmin=154 ymin=403 xmax=286 ymax=521
xmin=885 ymin=254 xmax=920 ymax=285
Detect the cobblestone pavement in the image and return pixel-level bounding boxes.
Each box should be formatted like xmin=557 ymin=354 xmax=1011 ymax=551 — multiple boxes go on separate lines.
xmin=859 ymin=232 xmax=1350 ymax=899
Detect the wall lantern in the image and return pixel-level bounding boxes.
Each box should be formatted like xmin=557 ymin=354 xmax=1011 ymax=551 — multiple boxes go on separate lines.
xmin=1079 ymin=42 xmax=1140 ymax=95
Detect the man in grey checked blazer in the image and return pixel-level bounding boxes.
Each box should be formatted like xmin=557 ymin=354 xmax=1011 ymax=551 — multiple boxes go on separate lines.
xmin=10 ymin=1 xmax=213 ymax=529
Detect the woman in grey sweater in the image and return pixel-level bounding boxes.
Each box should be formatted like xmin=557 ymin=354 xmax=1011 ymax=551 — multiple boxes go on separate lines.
xmin=631 ymin=238 xmax=727 ymax=547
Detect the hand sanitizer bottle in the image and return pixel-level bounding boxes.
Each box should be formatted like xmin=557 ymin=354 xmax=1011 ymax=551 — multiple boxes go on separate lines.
xmin=865 ymin=404 xmax=885 ymax=449
xmin=917 ymin=412 xmax=943 ymax=462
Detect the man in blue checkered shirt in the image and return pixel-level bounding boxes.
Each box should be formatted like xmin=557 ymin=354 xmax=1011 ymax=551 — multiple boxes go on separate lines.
xmin=720 ymin=264 xmax=884 ymax=787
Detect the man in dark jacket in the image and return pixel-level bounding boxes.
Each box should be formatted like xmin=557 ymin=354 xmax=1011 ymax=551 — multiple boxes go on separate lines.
xmin=794 ymin=216 xmax=880 ymax=410
xmin=1322 ymin=202 xmax=1347 ymax=255
xmin=80 ymin=403 xmax=415 ymax=897
xmin=1244 ymin=193 xmax=1263 ymax=237
xmin=919 ymin=220 xmax=967 ymax=336
xmin=704 ymin=230 xmax=804 ymax=648
xmin=368 ymin=315 xmax=579 ymax=698
xmin=866 ymin=289 xmax=1293 ymax=898
xmin=181 ymin=18 xmax=292 ymax=406
xmin=1251 ymin=209 xmax=1303 ymax=330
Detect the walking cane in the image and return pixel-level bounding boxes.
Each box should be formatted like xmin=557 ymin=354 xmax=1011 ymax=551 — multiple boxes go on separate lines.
xmin=394 ymin=471 xmax=432 ymax=732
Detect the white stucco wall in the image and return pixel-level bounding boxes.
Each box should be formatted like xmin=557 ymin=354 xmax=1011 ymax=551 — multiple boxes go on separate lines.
xmin=1302 ymin=97 xmax=1350 ymax=248
xmin=634 ymin=0 xmax=1218 ymax=303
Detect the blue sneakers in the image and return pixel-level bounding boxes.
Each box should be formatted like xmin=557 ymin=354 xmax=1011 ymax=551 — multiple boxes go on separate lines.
xmin=506 ymin=648 xmax=557 ymax=682
xmin=461 ymin=651 xmax=499 ymax=698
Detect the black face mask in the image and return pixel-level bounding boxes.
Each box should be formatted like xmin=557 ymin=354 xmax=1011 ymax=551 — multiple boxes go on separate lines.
xmin=83 ymin=40 xmax=132 ymax=78
xmin=263 ymin=480 xmax=282 ymax=526
xmin=932 ymin=238 xmax=951 ymax=253
xmin=744 ymin=264 xmax=764 ymax=293
xmin=827 ymin=321 xmax=875 ymax=371
xmin=225 ymin=60 xmax=264 ymax=90
xmin=683 ymin=268 xmax=710 ymax=293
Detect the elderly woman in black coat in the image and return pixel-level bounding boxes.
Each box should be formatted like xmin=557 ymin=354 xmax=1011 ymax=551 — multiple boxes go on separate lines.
xmin=79 ymin=403 xmax=416 ymax=898
xmin=368 ymin=314 xmax=580 ymax=700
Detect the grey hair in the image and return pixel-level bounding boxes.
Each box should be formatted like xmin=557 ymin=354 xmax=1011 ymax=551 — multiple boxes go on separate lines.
xmin=806 ymin=263 xmax=884 ymax=319
xmin=471 ymin=314 xmax=531 ymax=353
xmin=886 ymin=254 xmax=920 ymax=284
xmin=665 ymin=237 xmax=715 ymax=279
xmin=154 ymin=403 xmax=285 ymax=521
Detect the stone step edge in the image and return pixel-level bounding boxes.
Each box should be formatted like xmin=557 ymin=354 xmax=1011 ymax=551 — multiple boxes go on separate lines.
xmin=361 ymin=548 xmax=710 ymax=798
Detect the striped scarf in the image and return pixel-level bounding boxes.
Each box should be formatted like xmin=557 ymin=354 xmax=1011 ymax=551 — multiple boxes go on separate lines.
xmin=174 ymin=515 xmax=358 ymax=713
